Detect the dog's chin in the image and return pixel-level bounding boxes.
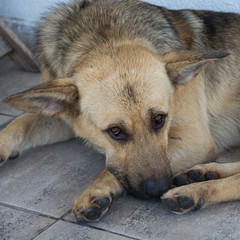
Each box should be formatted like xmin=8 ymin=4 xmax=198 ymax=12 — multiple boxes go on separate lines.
xmin=125 ymin=185 xmax=152 ymax=200
xmin=125 ymin=183 xmax=170 ymax=200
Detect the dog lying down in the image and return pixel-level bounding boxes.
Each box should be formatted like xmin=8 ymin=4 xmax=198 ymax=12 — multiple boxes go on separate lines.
xmin=1 ymin=0 xmax=240 ymax=222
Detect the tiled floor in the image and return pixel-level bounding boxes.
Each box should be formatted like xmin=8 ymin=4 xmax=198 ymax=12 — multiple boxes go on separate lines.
xmin=0 ymin=57 xmax=240 ymax=240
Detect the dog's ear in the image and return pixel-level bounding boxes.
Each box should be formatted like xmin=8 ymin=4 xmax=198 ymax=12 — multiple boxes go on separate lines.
xmin=163 ymin=50 xmax=229 ymax=85
xmin=4 ymin=79 xmax=80 ymax=118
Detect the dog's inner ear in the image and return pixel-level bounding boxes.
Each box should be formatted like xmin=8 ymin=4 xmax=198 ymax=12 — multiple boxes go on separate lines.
xmin=163 ymin=50 xmax=229 ymax=84
xmin=4 ymin=81 xmax=80 ymax=118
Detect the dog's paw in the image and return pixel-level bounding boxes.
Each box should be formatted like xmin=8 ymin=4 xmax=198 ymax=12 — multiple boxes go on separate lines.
xmin=0 ymin=125 xmax=21 ymax=166
xmin=161 ymin=184 xmax=205 ymax=214
xmin=73 ymin=191 xmax=114 ymax=222
xmin=0 ymin=152 xmax=19 ymax=167
xmin=172 ymin=164 xmax=219 ymax=187
xmin=0 ymin=138 xmax=20 ymax=166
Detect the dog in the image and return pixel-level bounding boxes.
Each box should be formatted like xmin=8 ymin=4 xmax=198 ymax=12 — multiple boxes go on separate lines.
xmin=1 ymin=0 xmax=240 ymax=222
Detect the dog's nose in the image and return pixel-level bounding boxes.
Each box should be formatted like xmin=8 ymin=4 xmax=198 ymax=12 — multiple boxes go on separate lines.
xmin=142 ymin=177 xmax=170 ymax=198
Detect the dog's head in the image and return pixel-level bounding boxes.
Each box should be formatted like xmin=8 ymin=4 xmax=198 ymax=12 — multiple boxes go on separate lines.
xmin=5 ymin=43 xmax=228 ymax=199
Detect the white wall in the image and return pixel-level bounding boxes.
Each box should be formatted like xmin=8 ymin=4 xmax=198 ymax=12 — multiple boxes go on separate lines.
xmin=147 ymin=0 xmax=240 ymax=13
xmin=0 ymin=0 xmax=70 ymax=25
xmin=1 ymin=0 xmax=240 ymax=26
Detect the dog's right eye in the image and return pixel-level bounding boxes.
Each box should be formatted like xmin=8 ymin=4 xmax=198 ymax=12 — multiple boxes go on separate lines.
xmin=108 ymin=127 xmax=127 ymax=140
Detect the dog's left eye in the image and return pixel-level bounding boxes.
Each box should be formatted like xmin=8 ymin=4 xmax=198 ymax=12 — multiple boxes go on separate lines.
xmin=152 ymin=114 xmax=166 ymax=130
xmin=108 ymin=127 xmax=127 ymax=140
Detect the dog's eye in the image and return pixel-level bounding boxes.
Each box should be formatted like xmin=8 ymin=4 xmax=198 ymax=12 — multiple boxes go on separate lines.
xmin=108 ymin=127 xmax=127 ymax=140
xmin=152 ymin=114 xmax=166 ymax=130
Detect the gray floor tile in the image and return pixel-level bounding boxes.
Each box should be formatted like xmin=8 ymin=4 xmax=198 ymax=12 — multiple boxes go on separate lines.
xmin=0 ymin=139 xmax=105 ymax=218
xmin=0 ymin=115 xmax=13 ymax=127
xmin=0 ymin=57 xmax=40 ymax=115
xmin=0 ymin=56 xmax=17 ymax=74
xmin=34 ymin=220 xmax=132 ymax=240
xmin=0 ymin=205 xmax=55 ymax=240
xmin=65 ymin=196 xmax=240 ymax=240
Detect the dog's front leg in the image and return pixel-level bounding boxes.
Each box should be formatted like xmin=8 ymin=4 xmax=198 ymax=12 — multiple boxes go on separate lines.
xmin=162 ymin=162 xmax=240 ymax=214
xmin=0 ymin=113 xmax=74 ymax=164
xmin=73 ymin=168 xmax=124 ymax=222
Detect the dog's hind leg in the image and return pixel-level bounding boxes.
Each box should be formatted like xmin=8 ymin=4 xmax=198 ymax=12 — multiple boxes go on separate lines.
xmin=171 ymin=161 xmax=240 ymax=187
xmin=162 ymin=171 xmax=240 ymax=214
xmin=73 ymin=168 xmax=124 ymax=222
xmin=0 ymin=113 xmax=74 ymax=164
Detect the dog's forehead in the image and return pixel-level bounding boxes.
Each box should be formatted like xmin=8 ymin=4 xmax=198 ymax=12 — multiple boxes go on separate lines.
xmin=77 ymin=44 xmax=173 ymax=119
xmin=80 ymin=65 xmax=172 ymax=123
xmin=107 ymin=66 xmax=171 ymax=105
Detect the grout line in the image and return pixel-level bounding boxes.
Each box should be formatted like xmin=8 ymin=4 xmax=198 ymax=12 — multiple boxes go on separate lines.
xmin=0 ymin=202 xmax=58 ymax=220
xmin=0 ymin=113 xmax=27 ymax=130
xmin=30 ymin=220 xmax=58 ymax=240
xmin=61 ymin=219 xmax=141 ymax=240
xmin=0 ymin=120 xmax=15 ymax=130
xmin=0 ymin=202 xmax=140 ymax=240
xmin=59 ymin=209 xmax=72 ymax=219
xmin=0 ymin=113 xmax=17 ymax=117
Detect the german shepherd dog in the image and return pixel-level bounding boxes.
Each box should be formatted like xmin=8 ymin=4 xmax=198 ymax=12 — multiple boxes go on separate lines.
xmin=1 ymin=0 xmax=240 ymax=221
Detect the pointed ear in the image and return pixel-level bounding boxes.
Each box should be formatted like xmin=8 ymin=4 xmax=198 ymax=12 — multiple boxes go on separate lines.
xmin=4 ymin=79 xmax=80 ymax=118
xmin=163 ymin=50 xmax=229 ymax=84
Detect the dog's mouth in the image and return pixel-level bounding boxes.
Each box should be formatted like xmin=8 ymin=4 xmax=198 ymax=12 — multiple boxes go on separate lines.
xmin=108 ymin=167 xmax=170 ymax=199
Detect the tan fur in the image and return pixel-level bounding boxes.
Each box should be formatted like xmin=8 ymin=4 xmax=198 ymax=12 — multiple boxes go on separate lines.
xmin=1 ymin=0 xmax=240 ymax=221
xmin=41 ymin=68 xmax=55 ymax=83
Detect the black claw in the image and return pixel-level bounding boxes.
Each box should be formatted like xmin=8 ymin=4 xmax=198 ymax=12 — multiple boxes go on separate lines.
xmin=186 ymin=170 xmax=203 ymax=182
xmin=192 ymin=198 xmax=204 ymax=211
xmin=0 ymin=155 xmax=5 ymax=163
xmin=162 ymin=198 xmax=180 ymax=212
xmin=110 ymin=192 xmax=114 ymax=200
xmin=96 ymin=197 xmax=111 ymax=211
xmin=204 ymin=172 xmax=217 ymax=181
xmin=178 ymin=196 xmax=194 ymax=209
xmin=9 ymin=152 xmax=20 ymax=159
xmin=173 ymin=175 xmax=188 ymax=186
xmin=83 ymin=206 xmax=102 ymax=221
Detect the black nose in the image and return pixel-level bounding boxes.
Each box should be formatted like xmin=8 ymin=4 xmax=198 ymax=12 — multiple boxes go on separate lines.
xmin=141 ymin=177 xmax=170 ymax=198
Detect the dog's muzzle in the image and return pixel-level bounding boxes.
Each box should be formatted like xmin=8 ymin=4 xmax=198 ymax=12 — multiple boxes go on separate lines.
xmin=140 ymin=177 xmax=170 ymax=198
xmin=108 ymin=167 xmax=170 ymax=199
